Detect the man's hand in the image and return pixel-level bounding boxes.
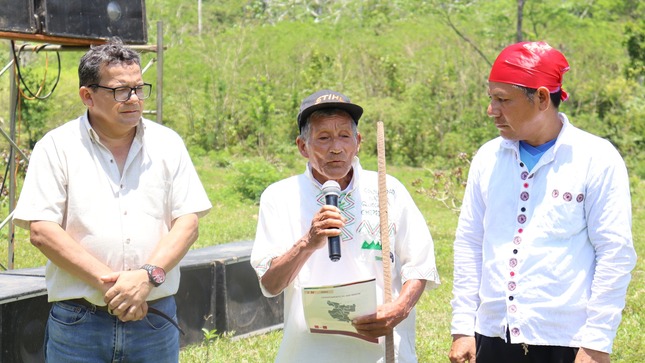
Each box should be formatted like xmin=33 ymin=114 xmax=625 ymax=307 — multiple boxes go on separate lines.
xmin=351 ymin=300 xmax=406 ymax=338
xmin=304 ymin=205 xmax=346 ymax=251
xmin=449 ymin=335 xmax=476 ymax=363
xmin=101 ymin=269 xmax=152 ymax=322
xmin=575 ymin=347 xmax=610 ymax=363
xmin=351 ymin=280 xmax=426 ymax=339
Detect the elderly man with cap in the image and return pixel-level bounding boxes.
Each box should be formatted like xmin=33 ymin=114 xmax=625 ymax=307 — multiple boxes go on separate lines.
xmin=449 ymin=42 xmax=636 ymax=363
xmin=251 ymin=89 xmax=440 ymax=362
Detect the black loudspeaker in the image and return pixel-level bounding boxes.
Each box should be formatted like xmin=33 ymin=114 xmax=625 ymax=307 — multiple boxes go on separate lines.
xmin=176 ymin=259 xmax=217 ymax=346
xmin=177 ymin=240 xmax=284 ymax=347
xmin=0 ymin=0 xmax=147 ymax=44
xmin=36 ymin=0 xmax=147 ymax=44
xmin=0 ymin=241 xmax=285 ymax=358
xmin=0 ymin=267 xmax=49 ymax=363
xmin=214 ymin=253 xmax=284 ymax=337
xmin=0 ymin=0 xmax=36 ymax=33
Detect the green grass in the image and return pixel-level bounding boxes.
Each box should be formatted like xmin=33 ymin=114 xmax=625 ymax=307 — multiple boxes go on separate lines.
xmin=179 ymin=156 xmax=645 ymax=362
xmin=2 ymin=155 xmax=643 ymax=362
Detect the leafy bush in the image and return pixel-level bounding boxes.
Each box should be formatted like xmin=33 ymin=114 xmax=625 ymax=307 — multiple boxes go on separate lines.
xmin=232 ymin=158 xmax=283 ymax=203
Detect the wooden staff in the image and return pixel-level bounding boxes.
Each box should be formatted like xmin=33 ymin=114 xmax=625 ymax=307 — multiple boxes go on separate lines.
xmin=376 ymin=121 xmax=395 ymax=362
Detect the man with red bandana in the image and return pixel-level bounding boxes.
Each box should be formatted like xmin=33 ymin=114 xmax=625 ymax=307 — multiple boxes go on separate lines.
xmin=448 ymin=42 xmax=636 ymax=363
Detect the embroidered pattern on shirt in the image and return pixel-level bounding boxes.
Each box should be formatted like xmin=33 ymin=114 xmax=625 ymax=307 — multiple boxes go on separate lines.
xmin=357 ymin=220 xmax=397 ymax=251
xmin=316 ymin=191 xmax=356 ymax=242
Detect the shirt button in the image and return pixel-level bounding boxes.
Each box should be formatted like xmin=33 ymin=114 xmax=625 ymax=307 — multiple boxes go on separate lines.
xmin=511 ymin=327 xmax=521 ymax=336
xmin=508 ymin=281 xmax=517 ymax=291
xmin=509 ymin=258 xmax=518 ymax=268
xmin=509 ymin=305 xmax=517 ymax=313
xmin=513 ymin=249 xmax=518 ymax=254
xmin=125 ymin=238 xmax=131 ymax=244
xmin=509 ymin=296 xmax=514 ymax=301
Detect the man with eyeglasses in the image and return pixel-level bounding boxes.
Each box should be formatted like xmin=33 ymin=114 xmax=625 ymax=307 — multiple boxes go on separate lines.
xmin=13 ymin=39 xmax=212 ymax=362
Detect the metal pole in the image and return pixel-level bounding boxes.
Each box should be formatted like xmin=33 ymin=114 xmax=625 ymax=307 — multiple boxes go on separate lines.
xmin=12 ymin=44 xmax=159 ymax=53
xmin=7 ymin=60 xmax=18 ymax=270
xmin=198 ymin=0 xmax=202 ymax=35
xmin=156 ymin=21 xmax=163 ymax=124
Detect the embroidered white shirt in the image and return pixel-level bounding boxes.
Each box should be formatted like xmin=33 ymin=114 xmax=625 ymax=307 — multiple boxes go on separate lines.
xmin=450 ymin=113 xmax=636 ymax=353
xmin=251 ymin=157 xmax=440 ymax=363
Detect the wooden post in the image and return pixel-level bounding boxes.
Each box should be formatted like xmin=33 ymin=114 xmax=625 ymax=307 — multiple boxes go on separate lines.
xmin=376 ymin=121 xmax=395 ymax=362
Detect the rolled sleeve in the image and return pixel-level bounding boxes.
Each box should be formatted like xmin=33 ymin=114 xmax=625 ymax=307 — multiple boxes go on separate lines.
xmin=394 ymin=178 xmax=440 ymax=290
xmin=250 ymin=188 xmax=285 ymax=298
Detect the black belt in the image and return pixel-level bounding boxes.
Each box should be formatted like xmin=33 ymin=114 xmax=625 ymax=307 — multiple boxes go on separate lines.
xmin=67 ymin=298 xmax=185 ymax=335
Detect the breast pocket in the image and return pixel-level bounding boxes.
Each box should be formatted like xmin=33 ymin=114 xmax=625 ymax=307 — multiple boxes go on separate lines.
xmin=537 ymin=189 xmax=587 ymax=238
xmin=138 ymin=181 xmax=171 ymax=220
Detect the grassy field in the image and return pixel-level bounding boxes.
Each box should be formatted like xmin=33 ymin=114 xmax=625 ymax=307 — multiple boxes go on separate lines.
xmin=179 ymin=155 xmax=645 ymax=362
xmin=2 ymin=155 xmax=643 ymax=362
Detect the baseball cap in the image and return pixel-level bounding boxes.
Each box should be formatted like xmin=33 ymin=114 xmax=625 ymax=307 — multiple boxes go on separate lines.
xmin=297 ymin=89 xmax=364 ymax=132
xmin=489 ymin=41 xmax=570 ymax=101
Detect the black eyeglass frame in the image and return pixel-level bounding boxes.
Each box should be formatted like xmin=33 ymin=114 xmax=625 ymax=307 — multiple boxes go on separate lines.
xmin=87 ymin=83 xmax=152 ymax=102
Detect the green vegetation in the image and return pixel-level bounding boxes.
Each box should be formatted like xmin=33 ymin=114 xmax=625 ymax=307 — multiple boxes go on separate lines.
xmin=0 ymin=0 xmax=643 ymax=361
xmin=175 ymin=159 xmax=643 ymax=362
xmin=1 ymin=0 xmax=644 ymax=175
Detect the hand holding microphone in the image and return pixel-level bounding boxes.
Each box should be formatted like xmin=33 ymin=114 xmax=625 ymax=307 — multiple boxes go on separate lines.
xmin=322 ymin=180 xmax=342 ymax=262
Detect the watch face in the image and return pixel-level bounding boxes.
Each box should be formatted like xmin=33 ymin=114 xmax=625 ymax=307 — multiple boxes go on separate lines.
xmin=151 ymin=267 xmax=165 ymax=284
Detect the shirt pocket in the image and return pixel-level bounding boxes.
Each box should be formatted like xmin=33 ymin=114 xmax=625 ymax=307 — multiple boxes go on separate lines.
xmin=537 ymin=189 xmax=586 ymax=238
xmin=137 ymin=181 xmax=171 ymax=220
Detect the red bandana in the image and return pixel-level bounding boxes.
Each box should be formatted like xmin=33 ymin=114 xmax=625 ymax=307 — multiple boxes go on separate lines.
xmin=489 ymin=41 xmax=570 ymax=101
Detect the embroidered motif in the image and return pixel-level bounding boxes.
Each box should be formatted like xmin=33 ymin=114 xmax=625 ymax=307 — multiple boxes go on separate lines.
xmin=357 ymin=220 xmax=397 ymax=251
xmin=316 ymin=191 xmax=356 ymax=242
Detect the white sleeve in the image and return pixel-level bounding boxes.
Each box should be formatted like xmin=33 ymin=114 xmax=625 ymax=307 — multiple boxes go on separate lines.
xmin=580 ymin=144 xmax=636 ymax=353
xmin=250 ymin=186 xmax=285 ymax=297
xmin=450 ymin=154 xmax=485 ymax=336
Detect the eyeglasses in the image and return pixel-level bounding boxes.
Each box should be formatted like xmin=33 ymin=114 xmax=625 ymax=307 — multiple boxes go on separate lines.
xmin=88 ymin=83 xmax=152 ymax=102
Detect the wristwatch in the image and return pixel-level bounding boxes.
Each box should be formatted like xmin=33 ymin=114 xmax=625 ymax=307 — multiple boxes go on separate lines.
xmin=141 ymin=264 xmax=166 ymax=287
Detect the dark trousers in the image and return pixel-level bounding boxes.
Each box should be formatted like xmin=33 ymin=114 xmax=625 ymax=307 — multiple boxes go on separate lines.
xmin=475 ymin=332 xmax=579 ymax=363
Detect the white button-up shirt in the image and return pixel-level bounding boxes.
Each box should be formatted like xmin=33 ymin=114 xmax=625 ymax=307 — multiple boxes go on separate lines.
xmin=13 ymin=114 xmax=212 ymax=306
xmin=451 ymin=114 xmax=636 ymax=353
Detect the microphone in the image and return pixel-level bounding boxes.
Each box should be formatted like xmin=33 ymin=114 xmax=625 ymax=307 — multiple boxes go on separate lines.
xmin=322 ymin=180 xmax=342 ymax=262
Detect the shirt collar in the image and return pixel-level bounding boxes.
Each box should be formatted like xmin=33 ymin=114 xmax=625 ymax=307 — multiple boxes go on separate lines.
xmin=500 ymin=112 xmax=572 ymax=167
xmin=82 ymin=111 xmax=145 ymax=144
xmin=500 ymin=112 xmax=571 ymax=150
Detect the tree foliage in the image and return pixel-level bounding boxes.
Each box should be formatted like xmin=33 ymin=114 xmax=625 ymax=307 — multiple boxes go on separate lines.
xmin=1 ymin=0 xmax=643 ymax=176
